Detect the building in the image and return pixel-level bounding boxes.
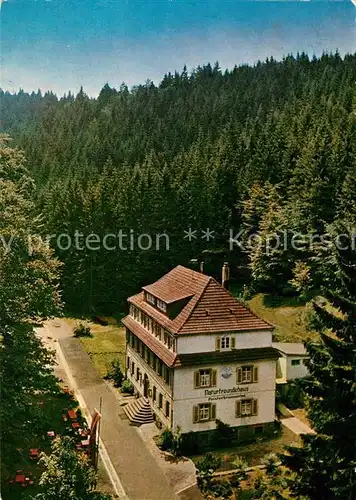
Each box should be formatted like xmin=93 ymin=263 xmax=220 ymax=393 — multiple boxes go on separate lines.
xmin=122 ymin=265 xmax=280 ymax=441
xmin=272 ymin=343 xmax=310 ymax=383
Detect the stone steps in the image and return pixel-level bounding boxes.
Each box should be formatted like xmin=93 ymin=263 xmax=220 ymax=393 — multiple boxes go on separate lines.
xmin=123 ymin=397 xmax=154 ymax=425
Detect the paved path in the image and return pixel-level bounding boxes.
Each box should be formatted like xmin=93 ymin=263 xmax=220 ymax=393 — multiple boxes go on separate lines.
xmin=38 ymin=319 xmax=177 ymax=500
xmin=280 ymin=416 xmax=315 ymax=436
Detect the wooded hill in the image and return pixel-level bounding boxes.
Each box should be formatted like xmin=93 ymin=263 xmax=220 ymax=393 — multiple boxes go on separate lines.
xmin=1 ymin=52 xmax=355 ymax=313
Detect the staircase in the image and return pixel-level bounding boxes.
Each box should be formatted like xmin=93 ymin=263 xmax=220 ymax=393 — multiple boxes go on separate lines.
xmin=123 ymin=397 xmax=154 ymax=425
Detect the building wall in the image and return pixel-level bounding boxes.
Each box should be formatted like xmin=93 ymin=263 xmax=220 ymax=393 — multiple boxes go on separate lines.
xmin=172 ymin=359 xmax=276 ymax=433
xmin=126 ymin=345 xmax=173 ymax=428
xmin=177 ymin=330 xmax=273 ymax=354
xmin=276 ymin=357 xmax=287 ymax=380
xmin=286 ymin=355 xmax=309 ymax=380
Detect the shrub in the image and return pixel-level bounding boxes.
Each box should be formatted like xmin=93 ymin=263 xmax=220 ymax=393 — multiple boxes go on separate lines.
xmin=104 ymin=360 xmax=124 ymax=387
xmin=213 ymin=419 xmax=235 ymax=447
xmin=196 ymin=453 xmax=222 ymax=493
xmin=158 ymin=429 xmax=174 ymax=451
xmin=120 ymin=379 xmax=134 ymax=394
xmin=157 ymin=428 xmax=183 ymax=456
xmin=180 ymin=431 xmax=200 ymax=455
xmin=73 ymin=322 xmax=92 ymax=338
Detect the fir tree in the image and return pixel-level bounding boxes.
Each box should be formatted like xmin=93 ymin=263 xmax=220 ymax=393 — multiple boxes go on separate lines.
xmin=283 ymin=223 xmax=356 ymax=499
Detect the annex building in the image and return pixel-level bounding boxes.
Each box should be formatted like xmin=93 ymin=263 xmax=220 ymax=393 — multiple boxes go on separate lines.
xmin=122 ymin=265 xmax=280 ymax=440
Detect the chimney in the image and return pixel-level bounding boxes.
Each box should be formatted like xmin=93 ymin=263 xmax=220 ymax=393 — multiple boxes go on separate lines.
xmin=199 ymin=261 xmax=204 ymax=274
xmin=222 ymin=262 xmax=230 ymax=290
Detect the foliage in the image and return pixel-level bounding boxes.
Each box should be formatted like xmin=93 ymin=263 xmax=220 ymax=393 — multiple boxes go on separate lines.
xmin=103 ymin=358 xmax=123 ymax=387
xmin=73 ymin=322 xmax=92 ymax=337
xmin=230 ymin=455 xmax=248 ymax=489
xmin=196 ymin=452 xmax=222 ymax=494
xmin=120 ymin=379 xmax=134 ymax=394
xmin=34 ymin=436 xmax=112 ymax=500
xmin=0 ymin=136 xmax=62 ymax=457
xmin=158 ymin=427 xmax=183 ymax=457
xmin=1 ymin=53 xmax=355 ymax=312
xmin=212 ymin=419 xmax=235 ymax=448
xmin=282 ymin=223 xmax=356 ymax=499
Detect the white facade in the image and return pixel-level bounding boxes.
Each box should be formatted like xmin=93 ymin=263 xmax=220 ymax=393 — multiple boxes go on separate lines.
xmin=177 ymin=330 xmax=272 ymax=354
xmin=124 ymin=317 xmax=278 ymax=434
xmin=126 ymin=345 xmax=173 ymax=428
xmin=276 ymin=355 xmax=309 ymax=381
xmin=273 ymin=343 xmax=309 ymax=382
xmin=173 ymin=360 xmax=276 ymax=433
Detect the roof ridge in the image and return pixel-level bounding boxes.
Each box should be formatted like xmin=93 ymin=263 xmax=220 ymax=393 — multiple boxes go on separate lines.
xmin=175 ymin=276 xmax=212 ymax=333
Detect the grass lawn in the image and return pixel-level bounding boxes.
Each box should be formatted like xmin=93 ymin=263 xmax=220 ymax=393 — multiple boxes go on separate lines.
xmin=191 ymin=425 xmax=301 ymax=471
xmin=65 ymin=318 xmax=126 ymax=377
xmin=246 ymin=293 xmax=318 ymax=342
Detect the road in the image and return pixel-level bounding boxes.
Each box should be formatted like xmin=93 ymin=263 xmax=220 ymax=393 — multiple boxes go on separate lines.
xmin=37 ymin=319 xmax=177 ymax=500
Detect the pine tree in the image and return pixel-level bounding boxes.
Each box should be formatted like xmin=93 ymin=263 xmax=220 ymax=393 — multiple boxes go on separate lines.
xmin=283 ymin=223 xmax=356 ymax=499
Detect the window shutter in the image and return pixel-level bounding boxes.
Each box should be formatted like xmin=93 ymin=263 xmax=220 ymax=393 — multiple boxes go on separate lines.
xmin=210 ymin=404 xmax=216 ymax=421
xmin=231 ymin=337 xmax=236 ymax=349
xmin=253 ymin=366 xmax=259 ymax=383
xmin=193 ymin=405 xmax=199 ymax=423
xmin=194 ymin=371 xmax=200 ymax=389
xmin=215 ymin=337 xmax=221 ymax=351
xmin=252 ymin=399 xmax=258 ymax=416
xmin=235 ymin=400 xmax=241 ymax=417
xmin=237 ymin=367 xmax=242 ymax=384
xmin=211 ymin=369 xmax=217 ymax=387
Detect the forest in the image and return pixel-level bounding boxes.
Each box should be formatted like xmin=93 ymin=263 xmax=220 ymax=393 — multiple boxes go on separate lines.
xmin=1 ymin=51 xmax=356 ymax=314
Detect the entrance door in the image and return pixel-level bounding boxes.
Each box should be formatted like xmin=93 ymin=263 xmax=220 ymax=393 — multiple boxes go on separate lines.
xmin=143 ymin=374 xmax=149 ymax=398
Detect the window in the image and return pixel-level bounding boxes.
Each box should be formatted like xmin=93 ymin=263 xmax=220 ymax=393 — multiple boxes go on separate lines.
xmin=152 ymin=386 xmax=156 ymax=403
xmin=237 ymin=365 xmax=258 ymax=384
xmin=158 ymin=393 xmax=163 ymax=409
xmin=242 ymin=366 xmax=252 ymax=383
xmin=127 ymin=356 xmax=130 ymax=370
xmin=193 ymin=403 xmax=216 ymax=423
xmin=158 ymin=361 xmax=163 ymax=377
xmin=241 ymin=399 xmax=252 ymax=416
xmin=157 ymin=299 xmax=167 ymax=312
xmin=221 ymin=336 xmax=230 ymax=350
xmin=194 ymin=369 xmax=217 ymax=388
xmin=146 ymin=293 xmax=156 ymax=305
xmin=216 ymin=335 xmax=235 ymax=351
xmin=136 ymin=367 xmax=140 ymax=382
xmin=152 ymin=356 xmax=157 ymax=371
xmin=165 ymin=401 xmax=170 ymax=418
xmin=167 ymin=336 xmax=172 ymax=349
xmin=291 ymin=359 xmax=301 ymax=366
xmin=164 ymin=367 xmax=170 ymax=385
xmin=236 ymin=398 xmax=258 ymax=417
xmin=131 ymin=361 xmax=135 ymax=375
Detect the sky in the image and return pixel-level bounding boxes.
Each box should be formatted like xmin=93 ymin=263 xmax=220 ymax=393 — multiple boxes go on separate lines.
xmin=1 ymin=0 xmax=355 ymax=96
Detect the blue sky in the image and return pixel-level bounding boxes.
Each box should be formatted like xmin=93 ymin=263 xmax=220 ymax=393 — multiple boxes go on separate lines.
xmin=1 ymin=0 xmax=355 ymax=96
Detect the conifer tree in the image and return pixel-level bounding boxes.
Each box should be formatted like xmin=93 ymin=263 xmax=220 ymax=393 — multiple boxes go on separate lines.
xmin=283 ymin=224 xmax=356 ymax=499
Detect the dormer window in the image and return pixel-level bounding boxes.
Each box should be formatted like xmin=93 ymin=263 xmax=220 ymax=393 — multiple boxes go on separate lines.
xmin=215 ymin=335 xmax=236 ymax=351
xmin=156 ymin=299 xmax=167 ymax=312
xmin=221 ymin=336 xmax=231 ymax=351
xmin=146 ymin=293 xmax=156 ymax=306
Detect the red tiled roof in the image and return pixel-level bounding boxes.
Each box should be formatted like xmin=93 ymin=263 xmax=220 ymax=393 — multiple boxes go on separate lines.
xmin=122 ymin=316 xmax=177 ymax=367
xmin=127 ymin=265 xmax=272 ymax=335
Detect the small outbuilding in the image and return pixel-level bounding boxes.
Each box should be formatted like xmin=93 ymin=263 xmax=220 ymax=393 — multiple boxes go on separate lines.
xmin=272 ymin=343 xmax=309 ymax=383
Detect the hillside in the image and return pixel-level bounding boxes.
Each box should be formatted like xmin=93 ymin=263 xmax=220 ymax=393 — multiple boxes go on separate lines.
xmin=1 ymin=52 xmax=355 ymax=314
